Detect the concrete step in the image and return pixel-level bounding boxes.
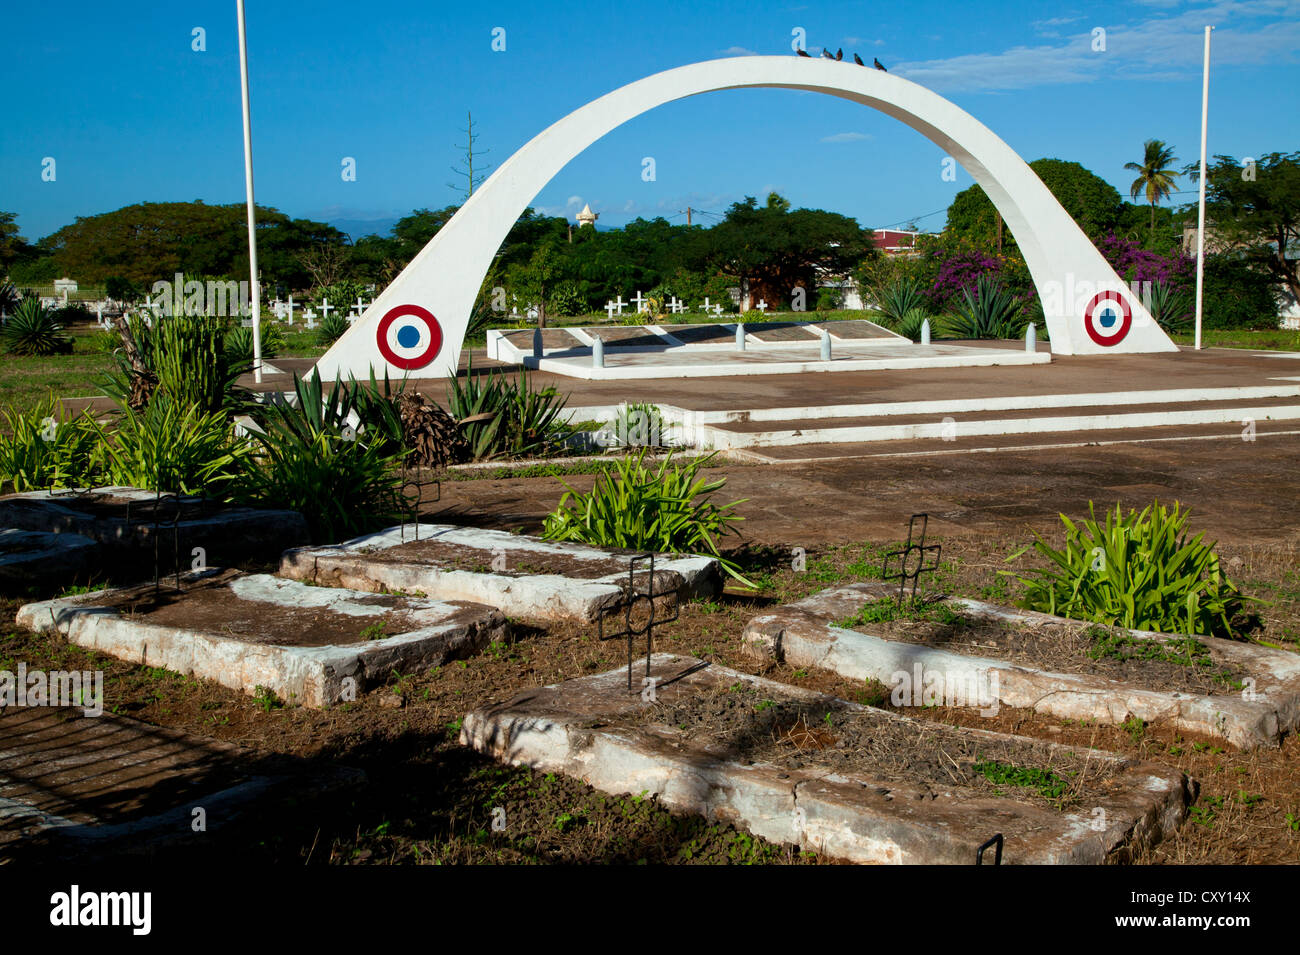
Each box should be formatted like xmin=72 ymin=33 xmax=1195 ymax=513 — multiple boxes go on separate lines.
xmin=698 ymin=396 xmax=1300 ymax=449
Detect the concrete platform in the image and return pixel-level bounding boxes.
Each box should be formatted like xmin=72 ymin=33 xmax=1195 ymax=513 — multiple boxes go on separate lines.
xmin=0 ymin=706 xmax=363 ymax=860
xmin=279 ymin=524 xmax=721 ymax=622
xmin=16 ymin=572 xmax=509 ymax=707
xmin=489 ymin=319 xmax=1047 ymax=379
xmin=461 ymin=655 xmax=1192 ymax=864
xmin=0 ymin=487 xmax=310 ymax=575
xmin=742 ymin=582 xmax=1300 ymax=749
xmin=0 ymin=528 xmax=97 ymax=595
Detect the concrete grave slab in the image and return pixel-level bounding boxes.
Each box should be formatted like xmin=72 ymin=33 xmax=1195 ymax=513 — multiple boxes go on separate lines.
xmin=0 ymin=528 xmax=97 ymax=595
xmin=0 ymin=706 xmax=363 ymax=860
xmin=16 ymin=571 xmax=508 ymax=707
xmin=0 ymin=486 xmax=309 ymax=574
xmin=279 ymin=524 xmax=721 ymax=622
xmin=742 ymin=582 xmax=1300 ymax=750
xmin=461 ymin=655 xmax=1192 ymax=864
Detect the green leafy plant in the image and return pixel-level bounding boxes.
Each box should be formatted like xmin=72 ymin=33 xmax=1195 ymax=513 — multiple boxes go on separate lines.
xmin=0 ymin=395 xmax=102 ymax=491
xmin=1146 ymin=279 xmax=1193 ymax=331
xmin=541 ymin=449 xmax=752 ymax=584
xmin=895 ymin=307 xmax=931 ymax=342
xmin=974 ymin=759 xmax=1069 ymax=803
xmin=1005 ymin=501 xmax=1250 ymax=639
xmin=225 ymin=323 xmax=287 ymax=363
xmin=870 ymin=276 xmax=928 ymax=327
xmin=2 ymin=296 xmax=73 ymax=356
xmin=446 ymin=362 xmax=568 ymax=461
xmin=90 ymin=393 xmax=247 ymax=495
xmin=942 ymin=275 xmax=1028 ymax=339
xmin=235 ymin=374 xmax=406 ymax=541
xmin=316 ymin=311 xmax=350 ymax=346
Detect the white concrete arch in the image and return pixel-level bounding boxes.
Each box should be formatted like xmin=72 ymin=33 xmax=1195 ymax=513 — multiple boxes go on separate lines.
xmin=314 ymin=56 xmax=1176 ymax=381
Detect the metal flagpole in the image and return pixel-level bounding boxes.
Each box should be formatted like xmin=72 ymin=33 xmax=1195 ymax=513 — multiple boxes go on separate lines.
xmin=236 ymin=0 xmax=263 ymax=383
xmin=1193 ymin=25 xmax=1212 ymax=352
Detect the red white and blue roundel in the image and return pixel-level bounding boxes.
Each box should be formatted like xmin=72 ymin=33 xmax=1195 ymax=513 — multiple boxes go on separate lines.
xmin=1083 ymin=290 xmax=1132 ymax=347
xmin=376 ymin=304 xmax=443 ymax=370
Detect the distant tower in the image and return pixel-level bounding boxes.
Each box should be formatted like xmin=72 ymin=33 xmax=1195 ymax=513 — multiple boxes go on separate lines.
xmin=576 ymin=203 xmax=598 ymax=229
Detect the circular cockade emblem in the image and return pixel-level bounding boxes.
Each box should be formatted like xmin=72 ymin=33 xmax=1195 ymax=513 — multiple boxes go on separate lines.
xmin=376 ymin=304 xmax=443 ymax=369
xmin=1082 ymin=290 xmax=1132 ymax=347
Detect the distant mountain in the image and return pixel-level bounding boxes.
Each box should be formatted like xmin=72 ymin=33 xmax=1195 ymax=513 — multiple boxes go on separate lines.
xmin=327 ymin=217 xmax=400 ymax=240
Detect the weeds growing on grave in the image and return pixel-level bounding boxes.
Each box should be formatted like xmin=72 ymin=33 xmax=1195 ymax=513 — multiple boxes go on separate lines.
xmin=541 ymin=448 xmax=753 ymax=585
xmin=1004 ymin=500 xmax=1254 ymax=639
xmin=834 ymin=597 xmax=964 ymax=629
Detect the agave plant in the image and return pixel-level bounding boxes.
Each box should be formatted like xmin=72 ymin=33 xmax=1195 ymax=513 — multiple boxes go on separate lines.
xmin=1004 ymin=500 xmax=1252 ymax=639
xmin=225 ymin=323 xmax=286 ymax=363
xmin=316 ymin=311 xmax=350 ymax=346
xmin=1146 ymin=280 xmax=1193 ymax=331
xmin=869 ymin=277 xmax=928 ymax=328
xmin=237 ymin=374 xmax=406 ymax=541
xmin=895 ymin=307 xmax=931 ymax=342
xmin=1 ymin=296 xmax=73 ymax=356
xmin=942 ymin=275 xmax=1028 ymax=339
xmin=446 ymin=360 xmax=568 ymax=462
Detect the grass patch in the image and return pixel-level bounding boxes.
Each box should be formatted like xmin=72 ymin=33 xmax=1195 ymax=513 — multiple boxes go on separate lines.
xmin=834 ymin=597 xmax=964 ymax=629
xmin=974 ymin=759 xmax=1069 ymax=802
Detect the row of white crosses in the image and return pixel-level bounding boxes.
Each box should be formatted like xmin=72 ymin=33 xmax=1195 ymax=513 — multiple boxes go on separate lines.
xmin=604 ymin=290 xmax=727 ymax=320
xmin=268 ymin=295 xmax=371 ymax=329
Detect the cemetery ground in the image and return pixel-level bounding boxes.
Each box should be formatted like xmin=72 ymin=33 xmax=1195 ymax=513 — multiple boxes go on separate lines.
xmin=2 ymin=430 xmax=1299 ymax=864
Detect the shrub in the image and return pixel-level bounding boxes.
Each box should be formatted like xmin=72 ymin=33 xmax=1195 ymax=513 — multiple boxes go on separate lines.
xmin=541 ymin=449 xmax=751 ymax=584
xmin=226 ymin=323 xmax=287 ymax=363
xmin=1146 ymin=279 xmax=1193 ymax=331
xmin=91 ymin=394 xmax=247 ymax=495
xmin=1201 ymin=256 xmax=1279 ymax=330
xmin=0 ymin=395 xmax=102 ymax=491
xmin=2 ymin=297 xmax=73 ymax=356
xmin=446 ymin=363 xmax=568 ymax=462
xmin=942 ymin=275 xmax=1028 ymax=339
xmin=596 ymin=402 xmax=668 ymax=449
xmin=102 ymin=313 xmax=246 ymax=416
xmin=869 ymin=277 xmax=927 ymax=327
xmin=236 ymin=375 xmax=405 ymax=542
xmin=1004 ymin=501 xmax=1251 ymax=639
xmin=316 ymin=311 xmax=350 ymax=346
xmin=895 ymin=307 xmax=930 ymax=342
xmin=0 ymin=282 xmax=18 ymax=315
xmin=547 ymin=281 xmax=588 ymax=317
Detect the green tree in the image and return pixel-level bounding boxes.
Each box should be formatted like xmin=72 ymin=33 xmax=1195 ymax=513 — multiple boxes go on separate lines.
xmin=704 ymin=193 xmax=871 ymax=309
xmin=1124 ymin=139 xmax=1180 ymax=237
xmin=1191 ymin=151 xmax=1300 ymax=306
xmin=945 ymin=159 xmax=1124 ymax=248
xmin=0 ymin=212 xmax=37 ymax=275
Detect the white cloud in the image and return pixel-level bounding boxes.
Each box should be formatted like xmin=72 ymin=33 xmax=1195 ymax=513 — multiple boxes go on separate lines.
xmin=820 ymin=131 xmax=872 ymax=143
xmin=896 ymin=0 xmax=1300 ymax=92
xmin=718 ymin=45 xmax=757 ymax=56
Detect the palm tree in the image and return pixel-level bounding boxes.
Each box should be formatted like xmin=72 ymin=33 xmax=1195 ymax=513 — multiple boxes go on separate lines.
xmin=1124 ymin=140 xmax=1180 ymax=237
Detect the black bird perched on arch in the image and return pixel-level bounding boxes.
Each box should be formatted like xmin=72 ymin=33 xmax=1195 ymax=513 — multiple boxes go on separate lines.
xmin=836 ymin=48 xmax=843 ymax=60
xmin=874 ymin=57 xmax=887 ymax=71
xmin=796 ymin=48 xmax=811 ymax=57
xmin=821 ymin=48 xmax=835 ymax=59
xmin=853 ymin=53 xmax=865 ymax=66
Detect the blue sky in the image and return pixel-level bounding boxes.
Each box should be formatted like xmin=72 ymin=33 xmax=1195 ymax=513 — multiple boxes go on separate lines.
xmin=3 ymin=0 xmax=1297 ymax=242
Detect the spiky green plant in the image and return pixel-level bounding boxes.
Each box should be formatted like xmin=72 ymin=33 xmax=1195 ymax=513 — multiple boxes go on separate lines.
xmin=1146 ymin=280 xmax=1193 ymax=331
xmin=236 ymin=374 xmax=405 ymax=542
xmin=316 ymin=311 xmax=350 ymax=346
xmin=869 ymin=277 xmax=928 ymax=328
xmin=942 ymin=275 xmax=1028 ymax=339
xmin=541 ymin=449 xmax=751 ymax=584
xmin=2 ymin=297 xmax=73 ymax=356
xmin=1004 ymin=501 xmax=1251 ymax=639
xmin=90 ymin=393 xmax=247 ymax=495
xmin=446 ymin=361 xmax=568 ymax=461
xmin=225 ymin=323 xmax=286 ymax=363
xmin=0 ymin=395 xmax=102 ymax=491
xmin=895 ymin=307 xmax=931 ymax=342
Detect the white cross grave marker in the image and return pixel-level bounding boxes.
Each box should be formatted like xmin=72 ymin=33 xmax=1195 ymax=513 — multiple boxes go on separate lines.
xmin=611 ymin=295 xmax=627 ymax=316
xmin=632 ymin=291 xmax=647 ymax=314
xmin=668 ymin=296 xmax=684 ymax=314
xmin=756 ymin=300 xmax=768 ymax=314
xmin=304 ymin=308 xmax=317 ymax=329
xmin=320 ymin=299 xmax=334 ymax=322
xmin=354 ymin=296 xmax=369 ymax=316
xmin=284 ymin=295 xmax=297 ymax=326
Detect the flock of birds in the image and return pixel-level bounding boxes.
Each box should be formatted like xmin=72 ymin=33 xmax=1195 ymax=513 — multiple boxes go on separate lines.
xmin=796 ymin=47 xmax=887 ymax=70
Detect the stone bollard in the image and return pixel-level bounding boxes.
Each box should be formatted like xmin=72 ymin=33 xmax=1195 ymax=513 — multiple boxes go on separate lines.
xmin=820 ymin=329 xmax=832 ymax=361
xmin=592 ymin=335 xmax=604 ymax=368
xmin=920 ymin=318 xmax=931 ymax=346
xmin=533 ymin=327 xmax=543 ymax=360
xmin=1025 ymin=323 xmax=1036 ymax=353
xmin=736 ymin=322 xmax=746 ymax=351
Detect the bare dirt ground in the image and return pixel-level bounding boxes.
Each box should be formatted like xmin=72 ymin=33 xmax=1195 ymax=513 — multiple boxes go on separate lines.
xmin=3 ymin=433 xmax=1299 ymax=864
